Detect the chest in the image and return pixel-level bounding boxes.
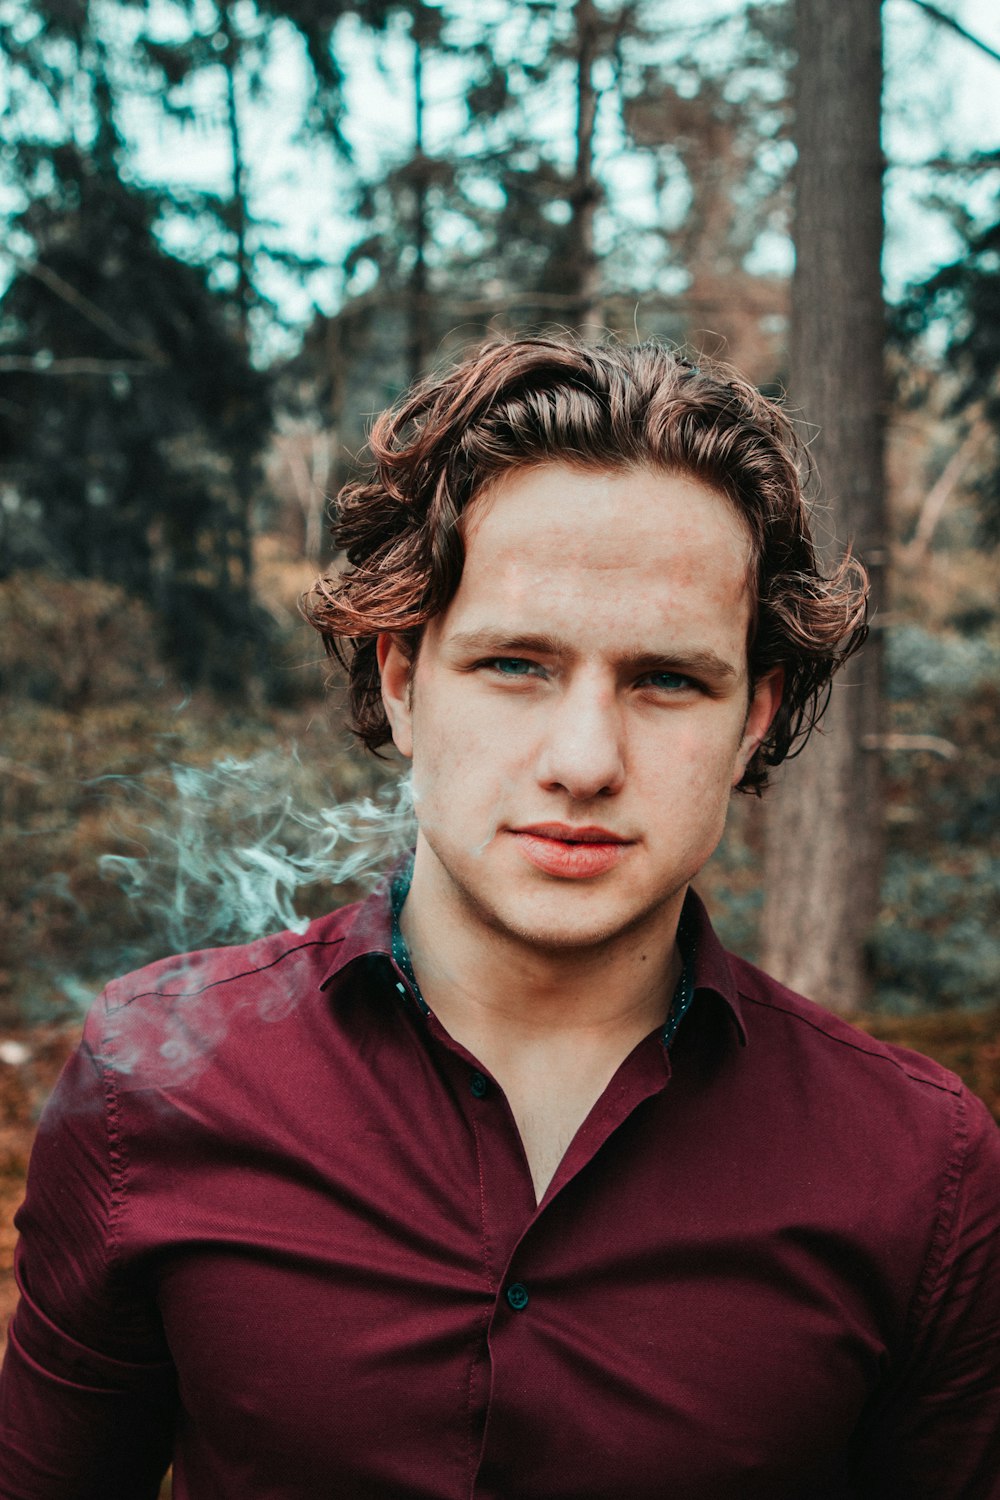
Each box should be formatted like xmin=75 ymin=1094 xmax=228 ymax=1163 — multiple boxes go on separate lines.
xmin=163 ymin=1227 xmax=876 ymax=1500
xmin=149 ymin=1070 xmax=908 ymax=1500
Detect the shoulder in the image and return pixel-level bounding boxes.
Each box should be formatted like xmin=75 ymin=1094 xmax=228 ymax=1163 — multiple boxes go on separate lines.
xmin=716 ymin=951 xmax=997 ymax=1197
xmin=84 ymin=902 xmax=364 ymax=1088
xmin=100 ymin=906 xmax=357 ymax=1011
xmin=729 ymin=951 xmax=966 ymax=1101
xmin=719 ymin=953 xmax=1000 ymax=1288
xmin=722 ymin=952 xmax=1000 ymax=1211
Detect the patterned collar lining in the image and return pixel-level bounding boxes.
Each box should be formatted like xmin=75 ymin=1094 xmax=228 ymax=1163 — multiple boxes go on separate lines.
xmin=389 ymin=857 xmax=697 ymax=1050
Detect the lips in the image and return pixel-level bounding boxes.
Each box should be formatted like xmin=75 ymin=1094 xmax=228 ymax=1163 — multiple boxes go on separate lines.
xmin=510 ymin=824 xmax=634 ymax=879
xmin=516 ymin=823 xmax=629 ymax=844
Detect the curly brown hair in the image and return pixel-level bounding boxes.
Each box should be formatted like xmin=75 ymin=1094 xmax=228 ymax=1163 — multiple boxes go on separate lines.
xmin=304 ymin=335 xmax=869 ymax=793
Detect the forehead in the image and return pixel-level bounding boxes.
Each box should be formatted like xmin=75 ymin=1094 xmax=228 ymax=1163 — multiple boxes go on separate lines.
xmin=464 ymin=459 xmax=748 ymax=553
xmin=433 ymin=461 xmax=755 ymax=660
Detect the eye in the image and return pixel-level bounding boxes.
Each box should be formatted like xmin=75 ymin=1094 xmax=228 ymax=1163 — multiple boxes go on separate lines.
xmin=480 ymin=657 xmax=544 ymax=678
xmin=640 ymin=670 xmax=695 ymax=693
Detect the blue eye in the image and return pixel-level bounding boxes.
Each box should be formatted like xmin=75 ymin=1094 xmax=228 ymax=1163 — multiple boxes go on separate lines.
xmin=645 ymin=671 xmax=692 ymax=692
xmin=488 ymin=658 xmax=538 ymax=676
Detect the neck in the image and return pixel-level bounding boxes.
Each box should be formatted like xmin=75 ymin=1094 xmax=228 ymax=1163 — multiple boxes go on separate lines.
xmin=397 ymin=842 xmax=685 ymax=1051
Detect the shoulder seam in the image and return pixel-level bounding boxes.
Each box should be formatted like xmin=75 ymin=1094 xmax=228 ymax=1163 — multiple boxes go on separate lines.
xmin=107 ymin=934 xmax=346 ymax=1011
xmin=738 ymin=989 xmax=961 ymax=1095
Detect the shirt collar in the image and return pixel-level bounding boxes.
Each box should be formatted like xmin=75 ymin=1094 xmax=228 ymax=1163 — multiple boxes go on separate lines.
xmin=679 ymin=888 xmax=748 ymax=1046
xmin=320 ymin=865 xmax=747 ymax=1047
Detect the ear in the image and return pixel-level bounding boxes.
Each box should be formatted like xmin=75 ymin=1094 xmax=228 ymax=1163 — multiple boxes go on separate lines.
xmin=733 ymin=667 xmax=784 ymax=786
xmin=376 ymin=633 xmax=414 ymax=759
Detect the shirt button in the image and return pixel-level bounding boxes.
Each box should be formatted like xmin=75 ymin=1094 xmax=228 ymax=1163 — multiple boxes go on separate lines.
xmin=470 ymin=1071 xmax=488 ymax=1099
xmin=506 ymin=1282 xmax=529 ymax=1311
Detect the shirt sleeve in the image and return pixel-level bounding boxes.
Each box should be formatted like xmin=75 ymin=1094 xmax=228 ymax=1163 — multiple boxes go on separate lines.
xmin=0 ymin=1007 xmax=177 ymax=1499
xmin=853 ymin=1084 xmax=1000 ymax=1499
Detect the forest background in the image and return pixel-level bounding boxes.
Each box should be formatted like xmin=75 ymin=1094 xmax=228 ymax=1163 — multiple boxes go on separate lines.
xmin=1 ymin=0 xmax=999 ymax=1347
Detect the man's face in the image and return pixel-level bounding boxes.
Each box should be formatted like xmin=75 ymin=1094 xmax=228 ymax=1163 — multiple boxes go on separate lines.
xmin=378 ymin=463 xmax=781 ymax=957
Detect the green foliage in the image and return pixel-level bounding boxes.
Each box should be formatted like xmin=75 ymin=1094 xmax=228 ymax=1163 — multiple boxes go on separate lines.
xmin=0 ymin=0 xmax=277 ymax=692
xmin=886 ymin=623 xmax=1000 ymax=703
xmin=874 ymin=851 xmax=1000 ymax=1012
xmin=871 ymin=640 xmax=999 ymax=1012
xmin=896 ymin=163 xmax=1000 ymax=542
xmin=0 ymin=150 xmax=275 ymax=689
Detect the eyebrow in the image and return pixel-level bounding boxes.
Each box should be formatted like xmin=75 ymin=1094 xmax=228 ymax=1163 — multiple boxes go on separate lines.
xmin=445 ymin=629 xmax=740 ymax=682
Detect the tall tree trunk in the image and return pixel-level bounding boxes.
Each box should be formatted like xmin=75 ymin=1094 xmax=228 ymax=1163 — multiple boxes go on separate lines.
xmin=221 ymin=6 xmax=251 ymax=350
xmin=203 ymin=1 xmax=258 ymax=697
xmin=408 ymin=1 xmax=431 ymax=383
xmin=571 ymin=0 xmax=602 ymax=338
xmin=760 ymin=0 xmax=885 ymax=1013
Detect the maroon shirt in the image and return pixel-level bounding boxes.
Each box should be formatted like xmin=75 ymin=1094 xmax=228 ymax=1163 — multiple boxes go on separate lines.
xmin=1 ymin=882 xmax=999 ymax=1499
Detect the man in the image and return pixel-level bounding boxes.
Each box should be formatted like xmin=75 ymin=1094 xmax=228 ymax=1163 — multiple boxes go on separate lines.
xmin=1 ymin=337 xmax=998 ymax=1498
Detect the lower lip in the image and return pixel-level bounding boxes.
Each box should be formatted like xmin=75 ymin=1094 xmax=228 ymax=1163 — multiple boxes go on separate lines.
xmin=512 ymin=833 xmax=631 ymax=879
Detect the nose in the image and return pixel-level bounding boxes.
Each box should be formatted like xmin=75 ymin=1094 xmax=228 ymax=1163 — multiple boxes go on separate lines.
xmin=535 ymin=672 xmax=626 ymax=800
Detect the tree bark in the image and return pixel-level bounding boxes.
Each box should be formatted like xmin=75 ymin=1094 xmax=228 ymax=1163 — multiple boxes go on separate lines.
xmin=219 ymin=3 xmax=254 ymax=601
xmin=408 ymin=1 xmax=431 ymax=383
xmin=760 ymin=0 xmax=885 ymax=1013
xmin=571 ymin=0 xmax=603 ymax=339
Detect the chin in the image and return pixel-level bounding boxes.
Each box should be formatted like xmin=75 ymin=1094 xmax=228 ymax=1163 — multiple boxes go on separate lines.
xmin=478 ymin=892 xmax=664 ymax=955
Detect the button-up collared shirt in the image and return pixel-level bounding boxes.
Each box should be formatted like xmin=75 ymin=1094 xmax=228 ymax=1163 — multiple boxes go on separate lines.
xmin=1 ymin=882 xmax=999 ymax=1499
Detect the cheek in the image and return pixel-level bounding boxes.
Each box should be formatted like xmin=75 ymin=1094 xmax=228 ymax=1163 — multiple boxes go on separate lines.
xmin=409 ymin=703 xmax=492 ymax=813
xmin=411 ymin=732 xmax=535 ymax=856
xmin=635 ymin=722 xmax=744 ymax=841
xmin=654 ymin=715 xmax=744 ymax=780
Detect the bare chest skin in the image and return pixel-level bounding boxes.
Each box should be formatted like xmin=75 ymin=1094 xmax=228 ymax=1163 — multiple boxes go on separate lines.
xmin=503 ymin=1064 xmax=616 ymax=1203
xmin=457 ymin=1024 xmax=661 ymax=1204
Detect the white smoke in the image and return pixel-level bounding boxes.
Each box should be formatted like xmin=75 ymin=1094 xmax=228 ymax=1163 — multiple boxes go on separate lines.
xmin=98 ymin=752 xmax=416 ymax=955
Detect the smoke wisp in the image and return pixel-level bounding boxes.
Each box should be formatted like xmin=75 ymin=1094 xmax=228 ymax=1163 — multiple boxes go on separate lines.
xmin=98 ymin=752 xmax=416 ymax=957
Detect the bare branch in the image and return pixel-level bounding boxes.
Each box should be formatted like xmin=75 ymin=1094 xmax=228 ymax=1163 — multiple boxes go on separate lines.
xmin=863 ymin=733 xmax=959 ymax=760
xmin=0 ymin=249 xmax=169 ymax=366
xmin=0 ymin=356 xmax=156 ymax=376
xmin=901 ymin=415 xmax=990 ymax=562
xmin=907 ymin=0 xmax=1000 ymax=66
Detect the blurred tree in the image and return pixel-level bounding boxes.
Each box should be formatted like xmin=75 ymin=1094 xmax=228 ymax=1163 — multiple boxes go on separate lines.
xmin=619 ymin=2 xmax=793 ymax=377
xmin=312 ymin=0 xmax=795 ymax=443
xmin=567 ymin=0 xmax=603 ymax=335
xmin=128 ymin=0 xmax=375 ymax=344
xmin=0 ymin=0 xmax=274 ymax=693
xmin=761 ymin=0 xmax=885 ymax=1013
xmin=896 ymin=172 xmax=1000 ymax=547
xmin=406 ymin=0 xmax=436 ymax=381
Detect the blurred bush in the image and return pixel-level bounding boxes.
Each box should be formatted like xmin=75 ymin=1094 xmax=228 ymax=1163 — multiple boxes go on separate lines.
xmin=0 ymin=573 xmax=162 ymax=710
xmin=0 ymin=573 xmax=393 ymax=1025
xmin=885 ymin=622 xmax=1000 ymax=702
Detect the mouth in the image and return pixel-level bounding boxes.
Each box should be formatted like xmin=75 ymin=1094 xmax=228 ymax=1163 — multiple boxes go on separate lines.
xmin=513 ymin=823 xmax=632 ymax=845
xmin=508 ymin=824 xmax=634 ymax=879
